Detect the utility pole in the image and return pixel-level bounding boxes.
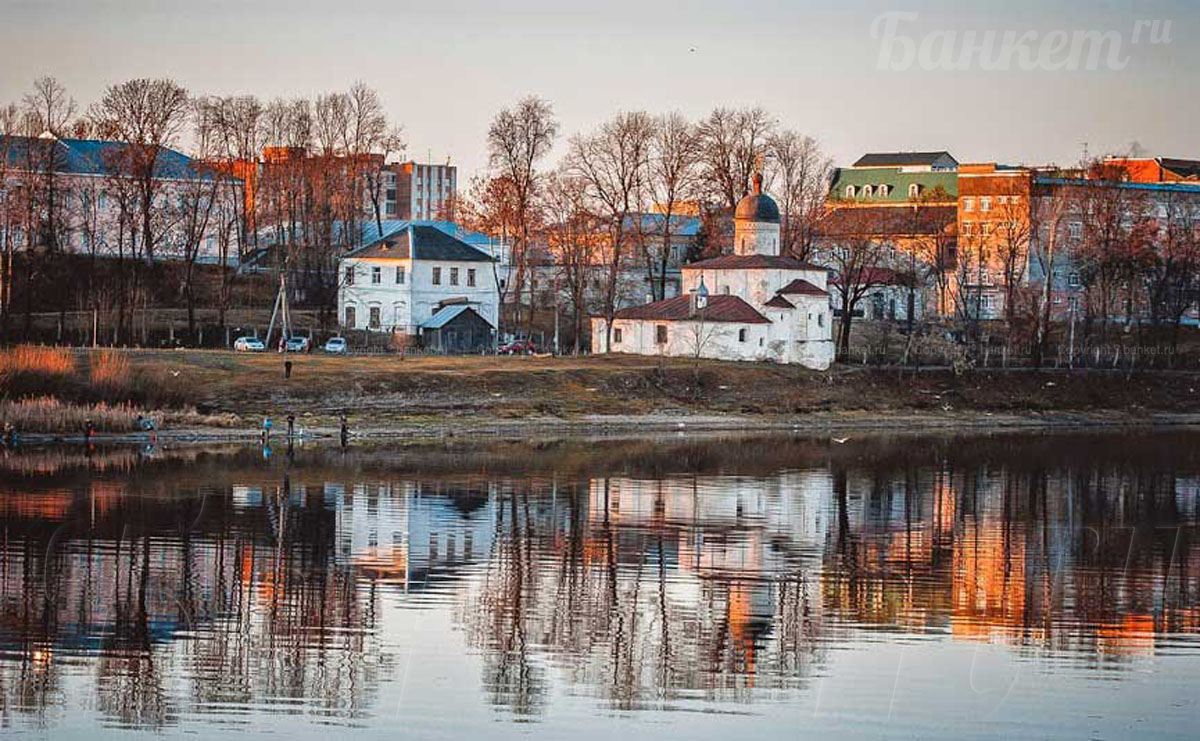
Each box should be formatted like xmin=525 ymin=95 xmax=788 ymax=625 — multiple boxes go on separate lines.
xmin=1068 ymin=297 xmax=1077 ymax=372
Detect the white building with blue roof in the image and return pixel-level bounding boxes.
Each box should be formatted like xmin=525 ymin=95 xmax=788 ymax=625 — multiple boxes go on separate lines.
xmin=338 ymin=222 xmax=501 ymax=345
xmin=0 ymin=132 xmax=241 ymax=264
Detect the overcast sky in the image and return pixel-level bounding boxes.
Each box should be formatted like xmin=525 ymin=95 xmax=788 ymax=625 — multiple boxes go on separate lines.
xmin=2 ymin=0 xmax=1197 ymax=180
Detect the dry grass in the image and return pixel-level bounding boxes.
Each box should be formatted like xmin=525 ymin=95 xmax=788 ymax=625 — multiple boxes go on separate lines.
xmin=0 ymin=345 xmax=75 ymax=381
xmin=88 ymin=349 xmax=132 ymax=390
xmin=0 ymin=397 xmax=148 ymax=434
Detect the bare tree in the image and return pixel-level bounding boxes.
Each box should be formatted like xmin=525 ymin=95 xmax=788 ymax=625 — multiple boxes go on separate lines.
xmin=541 ymin=169 xmax=601 ymax=353
xmin=814 ymin=209 xmax=898 ymax=360
xmin=487 ymin=96 xmax=558 ymax=337
xmin=564 ymin=111 xmax=655 ymax=351
xmin=695 ymin=107 xmax=774 ymax=210
xmin=642 ymin=112 xmax=699 ymax=301
xmin=766 ymin=129 xmax=831 ymax=262
xmin=1028 ymin=182 xmax=1074 ymax=367
xmin=89 ymin=78 xmax=190 ymax=263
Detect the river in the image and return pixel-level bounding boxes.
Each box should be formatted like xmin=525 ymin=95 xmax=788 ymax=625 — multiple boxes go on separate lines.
xmin=1 ymin=430 xmax=1198 ymax=738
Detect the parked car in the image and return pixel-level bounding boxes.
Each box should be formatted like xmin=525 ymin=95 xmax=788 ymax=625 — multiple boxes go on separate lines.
xmin=498 ymin=339 xmax=536 ymax=355
xmin=233 ymin=336 xmax=266 ymax=352
xmin=323 ymin=337 xmax=348 ymax=354
xmin=284 ymin=336 xmax=311 ymax=353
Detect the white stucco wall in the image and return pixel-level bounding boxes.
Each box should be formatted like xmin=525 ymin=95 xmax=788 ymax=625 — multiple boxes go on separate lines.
xmin=338 ymin=256 xmax=499 ymax=333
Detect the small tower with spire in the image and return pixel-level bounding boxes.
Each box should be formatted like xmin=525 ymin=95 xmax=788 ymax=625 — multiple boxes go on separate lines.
xmin=733 ymin=167 xmax=782 ymax=256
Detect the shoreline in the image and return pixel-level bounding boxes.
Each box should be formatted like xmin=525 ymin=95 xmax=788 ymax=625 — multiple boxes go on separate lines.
xmin=15 ymin=410 xmax=1200 ymax=447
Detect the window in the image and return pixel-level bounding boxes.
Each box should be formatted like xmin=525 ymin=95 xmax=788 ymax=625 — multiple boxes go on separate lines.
xmin=432 ymin=267 xmax=442 ymax=285
xmin=980 ymin=197 xmax=991 ymax=212
xmin=344 ymin=305 xmax=356 ymax=327
xmin=345 ymin=265 xmax=355 ymax=286
xmin=467 ymin=268 xmax=476 ymax=287
xmin=962 ymin=220 xmax=973 ymax=235
xmin=396 ymin=266 xmax=406 ymax=284
xmin=369 ymin=306 xmax=381 ymax=329
xmin=1068 ymin=222 xmax=1082 ymax=239
xmin=738 ymin=328 xmax=747 ymax=343
xmin=450 ymin=267 xmax=459 ymax=286
xmin=910 ymin=183 xmax=922 ymax=199
xmin=655 ymin=325 xmax=668 ymax=344
xmin=862 ymin=185 xmax=874 ymax=198
xmin=1068 ymin=272 xmax=1081 ymax=288
xmin=845 ymin=185 xmax=857 ymax=199
xmin=962 ymin=197 xmax=974 ymax=212
xmin=818 ymin=313 xmax=825 ymax=328
xmin=371 ymin=266 xmax=381 ymax=284
xmin=614 ymin=328 xmax=622 ymax=344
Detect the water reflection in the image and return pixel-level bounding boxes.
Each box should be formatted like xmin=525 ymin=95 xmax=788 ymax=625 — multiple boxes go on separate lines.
xmin=1 ymin=432 xmax=1199 ymax=734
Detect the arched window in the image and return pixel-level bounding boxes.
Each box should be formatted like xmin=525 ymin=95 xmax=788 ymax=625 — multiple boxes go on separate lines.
xmin=845 ymin=185 xmax=856 ymax=199
xmin=908 ymin=183 xmax=921 ymax=199
xmin=877 ymin=185 xmax=889 ymax=197
xmin=738 ymin=328 xmax=747 ymax=343
xmin=862 ymin=185 xmax=874 ymax=198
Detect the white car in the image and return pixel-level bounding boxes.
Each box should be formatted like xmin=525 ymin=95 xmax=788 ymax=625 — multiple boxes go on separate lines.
xmin=233 ymin=336 xmax=266 ymax=352
xmin=284 ymin=336 xmax=311 ymax=353
xmin=323 ymin=337 xmax=348 ymax=354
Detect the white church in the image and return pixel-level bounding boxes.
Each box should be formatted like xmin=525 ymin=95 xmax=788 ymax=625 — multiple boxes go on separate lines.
xmin=591 ymin=173 xmax=835 ymax=369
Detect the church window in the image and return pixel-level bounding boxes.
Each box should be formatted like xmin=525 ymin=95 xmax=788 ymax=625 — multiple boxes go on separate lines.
xmin=738 ymin=328 xmax=747 ymax=343
xmin=862 ymin=185 xmax=874 ymax=198
xmin=818 ymin=313 xmax=825 ymax=328
xmin=910 ymin=183 xmax=922 ymax=199
xmin=845 ymin=185 xmax=856 ymax=199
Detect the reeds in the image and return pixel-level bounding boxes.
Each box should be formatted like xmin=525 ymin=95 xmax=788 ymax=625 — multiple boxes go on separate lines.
xmin=0 ymin=397 xmax=146 ymax=433
xmin=0 ymin=345 xmax=75 ymax=382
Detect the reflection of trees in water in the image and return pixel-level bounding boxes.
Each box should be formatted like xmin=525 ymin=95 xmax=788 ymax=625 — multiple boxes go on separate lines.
xmin=461 ymin=477 xmax=830 ymax=715
xmin=0 ymin=480 xmax=387 ymax=729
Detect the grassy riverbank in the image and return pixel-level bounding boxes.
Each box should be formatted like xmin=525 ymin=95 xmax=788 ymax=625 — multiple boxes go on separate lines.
xmin=3 ymin=346 xmax=1200 ymax=437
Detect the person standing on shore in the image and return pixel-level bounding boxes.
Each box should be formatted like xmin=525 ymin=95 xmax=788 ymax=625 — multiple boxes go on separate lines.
xmin=339 ymin=414 xmax=349 ymax=448
xmin=262 ymin=416 xmax=273 ymax=445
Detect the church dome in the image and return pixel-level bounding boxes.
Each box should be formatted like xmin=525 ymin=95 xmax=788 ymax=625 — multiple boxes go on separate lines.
xmin=735 ymin=172 xmax=780 ymax=223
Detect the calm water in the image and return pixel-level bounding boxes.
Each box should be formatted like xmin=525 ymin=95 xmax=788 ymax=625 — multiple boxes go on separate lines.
xmin=1 ymin=431 xmax=1199 ymax=739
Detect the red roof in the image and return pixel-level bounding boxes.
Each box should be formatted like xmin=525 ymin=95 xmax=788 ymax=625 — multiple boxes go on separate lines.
xmin=686 ymin=254 xmax=826 ymax=271
xmin=764 ymin=295 xmax=795 ymax=309
xmin=613 ymin=294 xmax=770 ymax=324
xmin=778 ymin=278 xmax=828 ymax=296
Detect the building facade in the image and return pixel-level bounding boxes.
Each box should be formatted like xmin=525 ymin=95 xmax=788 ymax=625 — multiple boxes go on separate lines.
xmin=338 ymin=223 xmax=499 ymax=341
xmin=387 ymin=161 xmax=457 ymax=221
xmin=0 ymin=133 xmax=241 ymax=264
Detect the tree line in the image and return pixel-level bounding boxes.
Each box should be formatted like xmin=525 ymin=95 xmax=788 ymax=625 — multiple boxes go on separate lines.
xmin=460 ymin=97 xmax=833 ymax=353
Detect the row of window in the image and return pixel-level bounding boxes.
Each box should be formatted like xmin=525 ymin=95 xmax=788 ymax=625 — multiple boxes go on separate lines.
xmin=845 ymin=183 xmax=923 ymax=200
xmin=345 ymin=264 xmax=477 ymax=287
xmin=961 ymin=195 xmax=1020 ymax=213
xmin=613 ymin=314 xmax=826 ymax=347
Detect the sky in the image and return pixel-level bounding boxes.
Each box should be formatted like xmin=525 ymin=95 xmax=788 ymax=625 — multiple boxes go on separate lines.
xmin=2 ymin=0 xmax=1197 ymax=181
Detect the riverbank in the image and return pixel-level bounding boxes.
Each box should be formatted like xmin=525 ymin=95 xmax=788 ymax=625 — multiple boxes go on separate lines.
xmin=4 ymin=348 xmax=1200 ymax=442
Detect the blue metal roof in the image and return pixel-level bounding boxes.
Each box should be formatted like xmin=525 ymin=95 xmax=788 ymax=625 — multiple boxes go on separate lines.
xmin=1034 ymin=176 xmax=1200 ymax=194
xmin=422 ymin=304 xmax=491 ymax=330
xmin=624 ymin=213 xmax=702 ymax=237
xmin=0 ymin=135 xmax=217 ymax=180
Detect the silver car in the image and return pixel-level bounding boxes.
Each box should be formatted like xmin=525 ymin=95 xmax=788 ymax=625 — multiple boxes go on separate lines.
xmin=323 ymin=337 xmax=348 ymax=354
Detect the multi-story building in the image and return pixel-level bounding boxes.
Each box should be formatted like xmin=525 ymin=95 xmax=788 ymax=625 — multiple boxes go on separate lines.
xmin=338 ymin=222 xmax=500 ymax=350
xmin=0 ymin=132 xmax=241 ymax=264
xmin=386 ymin=161 xmax=457 ymax=221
